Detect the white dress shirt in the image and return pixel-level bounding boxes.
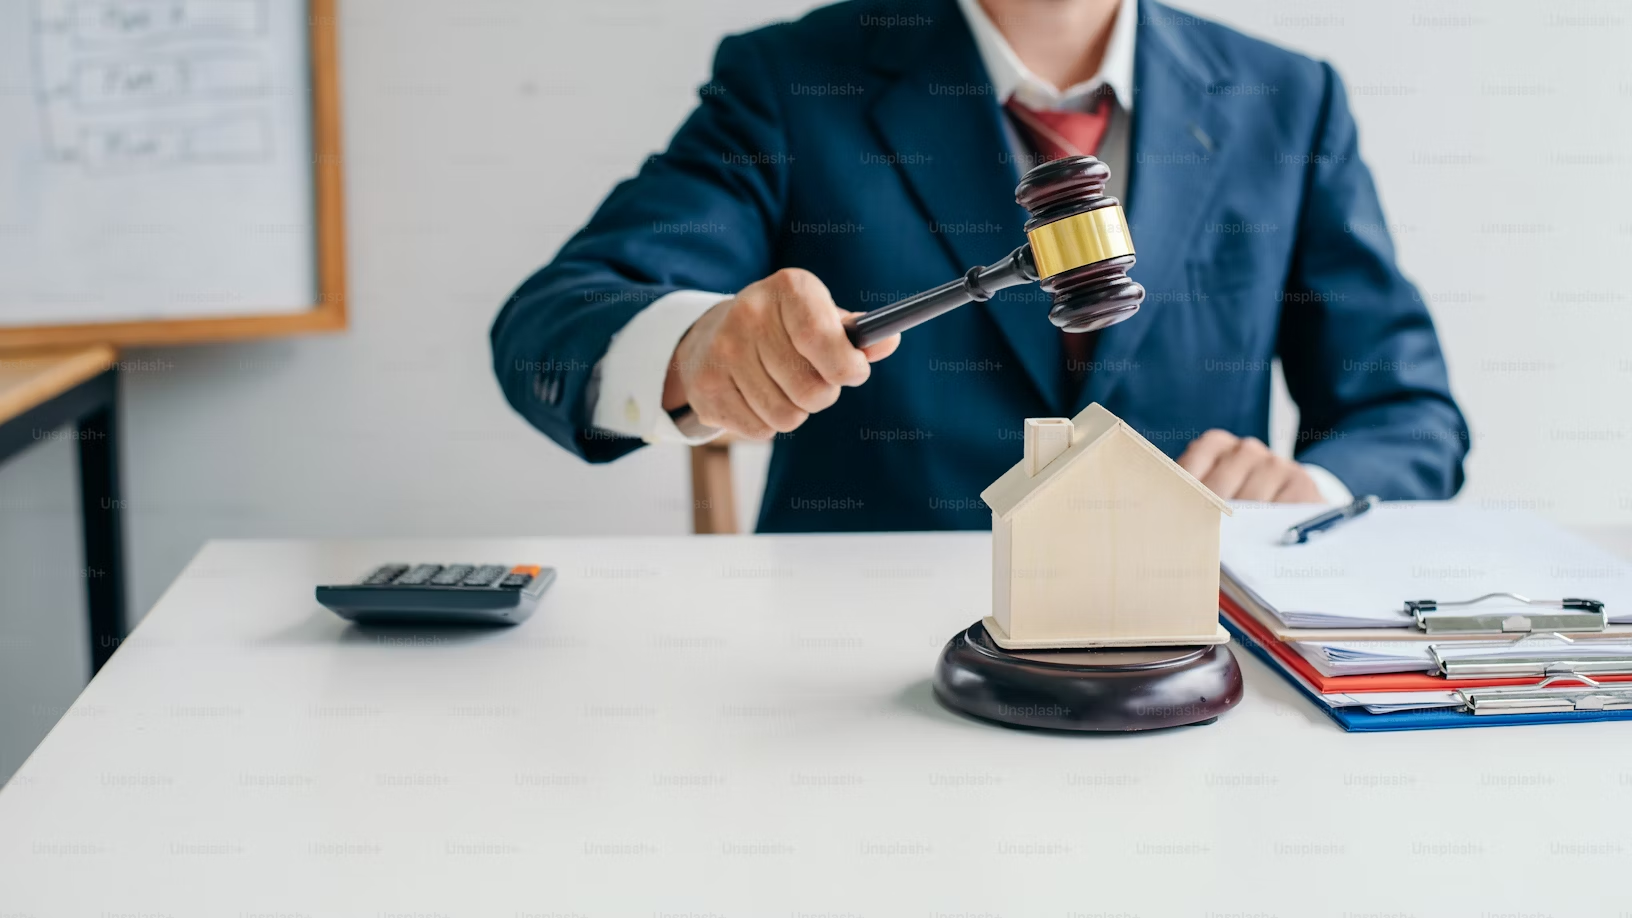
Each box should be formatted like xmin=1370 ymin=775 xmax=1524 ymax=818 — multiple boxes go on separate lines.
xmin=587 ymin=0 xmax=1353 ymax=504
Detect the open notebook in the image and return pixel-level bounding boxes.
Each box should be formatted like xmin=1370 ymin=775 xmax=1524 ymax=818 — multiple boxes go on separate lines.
xmin=1221 ymin=503 xmax=1632 ymax=629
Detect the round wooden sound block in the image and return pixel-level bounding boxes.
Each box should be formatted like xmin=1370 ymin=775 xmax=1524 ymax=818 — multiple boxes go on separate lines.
xmin=932 ymin=620 xmax=1243 ymax=732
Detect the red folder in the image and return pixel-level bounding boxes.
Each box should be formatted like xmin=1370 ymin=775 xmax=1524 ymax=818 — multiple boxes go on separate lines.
xmin=1219 ymin=592 xmax=1632 ymax=693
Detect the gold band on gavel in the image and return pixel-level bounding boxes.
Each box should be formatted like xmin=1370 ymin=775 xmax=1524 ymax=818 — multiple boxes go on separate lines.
xmin=1026 ymin=205 xmax=1135 ymax=280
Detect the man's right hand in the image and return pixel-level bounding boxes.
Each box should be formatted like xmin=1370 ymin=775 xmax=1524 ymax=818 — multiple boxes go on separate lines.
xmin=660 ymin=268 xmax=900 ymax=439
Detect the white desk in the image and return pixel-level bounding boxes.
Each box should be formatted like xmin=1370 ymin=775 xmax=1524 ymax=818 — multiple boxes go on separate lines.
xmin=2 ymin=533 xmax=1629 ymax=915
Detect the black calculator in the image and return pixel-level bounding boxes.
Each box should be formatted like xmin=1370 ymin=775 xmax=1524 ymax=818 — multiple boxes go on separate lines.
xmin=316 ymin=563 xmax=556 ymax=626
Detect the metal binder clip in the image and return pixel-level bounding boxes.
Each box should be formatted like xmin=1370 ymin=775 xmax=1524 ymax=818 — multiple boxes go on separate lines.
xmin=1459 ymin=674 xmax=1632 ymax=716
xmin=1405 ymin=593 xmax=1606 ymax=635
xmin=1431 ymin=632 xmax=1632 ymax=679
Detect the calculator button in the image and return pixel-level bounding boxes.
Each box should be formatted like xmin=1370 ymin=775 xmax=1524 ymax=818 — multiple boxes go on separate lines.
xmin=462 ymin=565 xmax=505 ymax=587
xmin=395 ymin=564 xmax=443 ymax=586
xmin=363 ymin=564 xmax=409 ymax=585
xmin=499 ymin=573 xmax=533 ymax=589
xmin=430 ymin=564 xmax=474 ymax=586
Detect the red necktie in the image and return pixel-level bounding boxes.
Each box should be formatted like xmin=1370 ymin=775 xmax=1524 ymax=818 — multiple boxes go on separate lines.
xmin=1005 ymin=96 xmax=1113 ymax=162
xmin=1004 ymin=96 xmax=1113 ymax=401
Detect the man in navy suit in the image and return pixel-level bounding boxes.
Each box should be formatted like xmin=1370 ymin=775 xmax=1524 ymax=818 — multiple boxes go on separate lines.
xmin=491 ymin=0 xmax=1469 ymax=532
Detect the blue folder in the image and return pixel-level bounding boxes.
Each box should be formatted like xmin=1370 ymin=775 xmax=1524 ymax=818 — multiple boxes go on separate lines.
xmin=1221 ymin=618 xmax=1632 ymax=733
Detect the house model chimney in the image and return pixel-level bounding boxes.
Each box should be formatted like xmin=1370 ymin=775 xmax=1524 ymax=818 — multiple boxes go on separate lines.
xmin=1023 ymin=417 xmax=1073 ymax=476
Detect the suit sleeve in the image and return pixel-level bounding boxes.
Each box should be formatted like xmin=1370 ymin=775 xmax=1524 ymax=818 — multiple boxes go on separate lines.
xmin=489 ymin=34 xmax=787 ymax=462
xmin=1278 ymin=62 xmax=1470 ymax=499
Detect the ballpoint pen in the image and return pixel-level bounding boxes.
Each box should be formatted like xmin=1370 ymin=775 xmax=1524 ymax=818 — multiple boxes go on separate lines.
xmin=1279 ymin=494 xmax=1381 ymax=545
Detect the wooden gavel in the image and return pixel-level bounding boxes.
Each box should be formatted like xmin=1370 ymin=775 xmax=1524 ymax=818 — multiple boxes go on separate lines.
xmin=845 ymin=154 xmax=1145 ymax=347
xmin=670 ymin=156 xmax=1143 ymax=431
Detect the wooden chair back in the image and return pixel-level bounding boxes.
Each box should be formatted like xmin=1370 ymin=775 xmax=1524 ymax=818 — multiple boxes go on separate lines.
xmin=689 ymin=437 xmax=738 ymax=534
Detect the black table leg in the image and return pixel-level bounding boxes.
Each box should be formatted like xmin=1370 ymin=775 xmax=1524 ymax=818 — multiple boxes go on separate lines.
xmin=76 ymin=378 xmax=126 ymax=675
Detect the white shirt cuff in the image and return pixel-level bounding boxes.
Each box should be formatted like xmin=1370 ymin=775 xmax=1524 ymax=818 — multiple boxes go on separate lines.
xmin=1301 ymin=463 xmax=1354 ymax=505
xmin=590 ymin=289 xmax=730 ymax=445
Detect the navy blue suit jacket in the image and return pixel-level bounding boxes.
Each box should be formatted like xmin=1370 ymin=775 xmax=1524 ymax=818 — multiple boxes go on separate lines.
xmin=492 ymin=0 xmax=1469 ymax=532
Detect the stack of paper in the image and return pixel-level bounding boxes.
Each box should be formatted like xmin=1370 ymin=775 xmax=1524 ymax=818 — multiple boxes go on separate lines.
xmin=1221 ymin=503 xmax=1632 ymax=629
xmin=1218 ymin=503 xmax=1632 ymax=731
xmin=1291 ymin=634 xmax=1632 ymax=678
xmin=1290 ymin=640 xmax=1438 ymax=677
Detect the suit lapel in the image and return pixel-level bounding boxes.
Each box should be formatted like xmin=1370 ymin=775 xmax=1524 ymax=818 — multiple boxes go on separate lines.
xmin=1086 ymin=0 xmax=1234 ymax=407
xmin=866 ymin=0 xmax=1062 ymax=410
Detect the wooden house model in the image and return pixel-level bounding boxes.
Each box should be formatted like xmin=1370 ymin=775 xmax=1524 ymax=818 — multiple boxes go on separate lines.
xmin=979 ymin=403 xmax=1233 ymax=649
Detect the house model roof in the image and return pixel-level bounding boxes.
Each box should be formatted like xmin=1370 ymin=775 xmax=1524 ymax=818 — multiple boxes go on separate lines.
xmin=980 ymin=403 xmax=1233 ymax=521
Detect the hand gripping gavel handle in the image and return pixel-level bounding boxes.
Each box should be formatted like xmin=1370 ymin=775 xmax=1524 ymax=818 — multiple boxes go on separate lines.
xmin=669 ymin=246 xmax=1040 ymax=433
xmin=845 ymin=244 xmax=1039 ymax=349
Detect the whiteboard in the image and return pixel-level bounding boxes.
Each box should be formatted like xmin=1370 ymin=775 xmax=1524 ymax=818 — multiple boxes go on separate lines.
xmin=0 ymin=0 xmax=326 ymax=331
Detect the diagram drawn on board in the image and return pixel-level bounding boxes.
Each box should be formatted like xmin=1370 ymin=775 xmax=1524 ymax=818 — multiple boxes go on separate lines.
xmin=31 ymin=0 xmax=276 ymax=173
xmin=1 ymin=0 xmax=320 ymax=330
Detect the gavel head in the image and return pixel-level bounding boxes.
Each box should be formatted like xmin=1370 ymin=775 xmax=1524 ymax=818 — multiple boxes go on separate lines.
xmin=1014 ymin=155 xmax=1145 ymax=333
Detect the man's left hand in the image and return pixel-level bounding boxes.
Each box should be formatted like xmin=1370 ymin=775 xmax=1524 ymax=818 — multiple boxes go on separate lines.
xmin=1176 ymin=430 xmax=1321 ymax=502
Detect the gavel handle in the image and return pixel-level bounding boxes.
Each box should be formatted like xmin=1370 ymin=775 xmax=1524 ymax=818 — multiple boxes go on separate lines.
xmin=667 ymin=245 xmax=1039 ymax=434
xmin=845 ymin=244 xmax=1039 ymax=349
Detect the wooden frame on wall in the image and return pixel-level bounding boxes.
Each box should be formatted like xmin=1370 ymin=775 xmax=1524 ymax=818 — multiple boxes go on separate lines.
xmin=0 ymin=0 xmax=347 ymax=350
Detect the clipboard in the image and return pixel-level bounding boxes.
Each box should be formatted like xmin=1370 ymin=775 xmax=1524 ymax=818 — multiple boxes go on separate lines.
xmin=1221 ymin=578 xmax=1632 ymax=644
xmin=1220 ymin=504 xmax=1632 ymax=634
xmin=1431 ymin=633 xmax=1632 ymax=679
xmin=1219 ymin=593 xmax=1632 ymax=694
xmin=1222 ymin=617 xmax=1632 ymax=732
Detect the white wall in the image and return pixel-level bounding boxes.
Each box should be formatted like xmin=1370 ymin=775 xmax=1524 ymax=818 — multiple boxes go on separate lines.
xmin=1215 ymin=0 xmax=1632 ymax=520
xmin=2 ymin=0 xmax=1629 ymax=779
